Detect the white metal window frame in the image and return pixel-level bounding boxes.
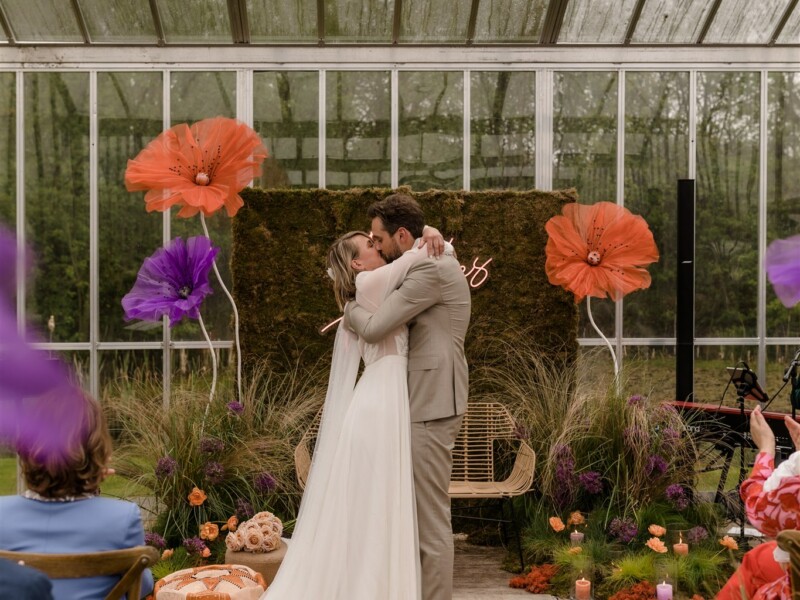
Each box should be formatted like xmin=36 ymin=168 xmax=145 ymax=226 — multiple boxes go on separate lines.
xmin=2 ymin=51 xmax=800 ymax=404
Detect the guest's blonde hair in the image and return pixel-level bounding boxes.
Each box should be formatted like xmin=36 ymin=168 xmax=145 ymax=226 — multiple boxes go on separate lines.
xmin=328 ymin=231 xmax=370 ymax=311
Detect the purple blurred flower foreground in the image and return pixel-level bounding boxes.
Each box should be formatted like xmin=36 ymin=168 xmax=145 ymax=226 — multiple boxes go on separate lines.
xmin=122 ymin=236 xmax=219 ymax=326
xmin=145 ymin=532 xmax=167 ymax=550
xmin=608 ymin=517 xmax=638 ymax=544
xmin=766 ymin=234 xmax=800 ymax=307
xmin=0 ymin=224 xmax=86 ymax=465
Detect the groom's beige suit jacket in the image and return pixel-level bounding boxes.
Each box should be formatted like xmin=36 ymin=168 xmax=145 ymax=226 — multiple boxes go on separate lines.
xmin=345 ymin=251 xmax=471 ymax=422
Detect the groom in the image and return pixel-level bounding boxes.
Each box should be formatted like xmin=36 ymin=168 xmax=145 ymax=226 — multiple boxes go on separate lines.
xmin=345 ymin=193 xmax=471 ymax=600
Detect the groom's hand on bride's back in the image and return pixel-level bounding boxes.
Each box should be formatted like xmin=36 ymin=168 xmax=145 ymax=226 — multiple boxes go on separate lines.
xmin=420 ymin=225 xmax=445 ymax=258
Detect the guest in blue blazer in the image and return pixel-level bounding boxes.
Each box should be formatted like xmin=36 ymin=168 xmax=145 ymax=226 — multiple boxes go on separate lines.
xmin=0 ymin=393 xmax=154 ymax=600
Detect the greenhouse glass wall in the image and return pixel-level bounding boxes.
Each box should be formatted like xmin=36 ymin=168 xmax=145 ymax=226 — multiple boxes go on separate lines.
xmin=1 ymin=0 xmax=799 ymax=408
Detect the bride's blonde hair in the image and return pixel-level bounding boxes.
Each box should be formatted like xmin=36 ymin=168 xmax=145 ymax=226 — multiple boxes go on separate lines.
xmin=328 ymin=231 xmax=370 ymax=310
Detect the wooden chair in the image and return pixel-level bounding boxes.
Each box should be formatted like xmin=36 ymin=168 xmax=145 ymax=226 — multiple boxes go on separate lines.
xmin=295 ymin=402 xmax=536 ymax=570
xmin=777 ymin=530 xmax=800 ymax=599
xmin=0 ymin=546 xmax=159 ymax=600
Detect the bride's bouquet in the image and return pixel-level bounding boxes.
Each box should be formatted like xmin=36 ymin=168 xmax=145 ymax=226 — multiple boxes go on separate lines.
xmin=225 ymin=511 xmax=283 ymax=553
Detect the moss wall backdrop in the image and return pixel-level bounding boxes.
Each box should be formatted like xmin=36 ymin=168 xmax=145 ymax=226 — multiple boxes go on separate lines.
xmin=232 ymin=187 xmax=579 ymax=373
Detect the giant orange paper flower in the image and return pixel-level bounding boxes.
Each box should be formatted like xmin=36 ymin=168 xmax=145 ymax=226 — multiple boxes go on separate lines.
xmin=545 ymin=202 xmax=659 ymax=303
xmin=125 ymin=117 xmax=268 ymax=218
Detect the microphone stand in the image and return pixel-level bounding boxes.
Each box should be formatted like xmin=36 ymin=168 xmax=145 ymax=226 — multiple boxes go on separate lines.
xmin=783 ymin=349 xmax=800 ymax=421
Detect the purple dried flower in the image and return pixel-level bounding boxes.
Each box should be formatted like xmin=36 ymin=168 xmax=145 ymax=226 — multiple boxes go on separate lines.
xmin=254 ymin=472 xmax=278 ymax=493
xmin=182 ymin=536 xmax=207 ymax=556
xmin=200 ymin=437 xmax=224 ymax=454
xmin=552 ymin=444 xmax=577 ymax=509
xmin=235 ymin=498 xmax=255 ymax=519
xmin=227 ymin=401 xmax=244 ymax=416
xmin=122 ymin=236 xmax=219 ymax=327
xmin=686 ymin=526 xmax=709 ymax=544
xmin=203 ymin=461 xmax=225 ymax=484
xmin=513 ymin=422 xmax=530 ymax=440
xmin=155 ymin=456 xmax=178 ymax=479
xmin=661 ymin=427 xmax=681 ymax=450
xmin=665 ymin=484 xmax=685 ymax=501
xmin=578 ymin=471 xmax=603 ymax=495
xmin=608 ymin=517 xmax=638 ymax=544
xmin=627 ymin=394 xmax=644 ymax=406
xmin=646 ymin=455 xmax=668 ymax=477
xmin=144 ymin=532 xmax=166 ymax=550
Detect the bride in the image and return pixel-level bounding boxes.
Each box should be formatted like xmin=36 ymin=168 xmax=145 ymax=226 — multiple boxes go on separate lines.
xmin=263 ymin=229 xmax=447 ymax=600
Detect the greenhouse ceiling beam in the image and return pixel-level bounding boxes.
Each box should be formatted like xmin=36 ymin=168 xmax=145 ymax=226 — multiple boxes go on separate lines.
xmin=539 ymin=0 xmax=569 ymax=44
xmin=466 ymin=0 xmax=481 ymax=44
xmin=317 ymin=0 xmax=324 ymax=44
xmin=0 ymin=2 xmax=14 ymax=44
xmin=2 ymin=45 xmax=799 ymax=67
xmin=696 ymin=0 xmax=723 ymax=44
xmin=69 ymin=0 xmax=91 ymax=45
xmin=227 ymin=0 xmax=250 ymax=44
xmin=148 ymin=0 xmax=166 ymax=46
xmin=771 ymin=0 xmax=799 ymax=44
xmin=392 ymin=0 xmax=403 ymax=44
xmin=624 ymin=0 xmax=646 ymax=45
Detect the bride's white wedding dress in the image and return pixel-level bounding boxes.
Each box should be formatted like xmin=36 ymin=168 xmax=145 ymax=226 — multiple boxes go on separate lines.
xmin=263 ymin=246 xmax=432 ymax=600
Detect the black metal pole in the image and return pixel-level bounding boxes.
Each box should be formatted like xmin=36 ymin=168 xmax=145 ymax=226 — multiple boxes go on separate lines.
xmin=676 ymin=179 xmax=695 ymax=401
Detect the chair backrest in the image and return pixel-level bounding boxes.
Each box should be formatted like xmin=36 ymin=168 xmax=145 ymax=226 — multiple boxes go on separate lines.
xmin=451 ymin=402 xmax=519 ymax=484
xmin=295 ymin=408 xmax=323 ymax=489
xmin=0 ymin=546 xmax=159 ymax=600
xmin=777 ymin=530 xmax=800 ymax=599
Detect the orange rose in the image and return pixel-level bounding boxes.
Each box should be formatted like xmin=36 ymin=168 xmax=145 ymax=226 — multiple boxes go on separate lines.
xmin=200 ymin=522 xmax=219 ymax=541
xmin=201 ymin=547 xmax=211 ymax=558
xmin=549 ymin=517 xmax=565 ymax=532
xmin=222 ymin=515 xmax=239 ymax=532
xmin=648 ymin=524 xmax=666 ymax=537
xmin=720 ymin=535 xmax=739 ymax=550
xmin=646 ymin=537 xmax=667 ymax=553
xmin=161 ymin=549 xmax=174 ymax=560
xmin=187 ymin=487 xmax=207 ymax=506
xmin=567 ymin=511 xmax=585 ymax=526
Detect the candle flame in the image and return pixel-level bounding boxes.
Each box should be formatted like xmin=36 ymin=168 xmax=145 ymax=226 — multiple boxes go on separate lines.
xmin=679 ymin=533 xmax=683 ymax=544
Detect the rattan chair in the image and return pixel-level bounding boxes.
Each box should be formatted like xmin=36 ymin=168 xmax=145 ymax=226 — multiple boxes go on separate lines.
xmin=0 ymin=545 xmax=159 ymax=600
xmin=295 ymin=402 xmax=535 ymax=570
xmin=777 ymin=530 xmax=800 ymax=599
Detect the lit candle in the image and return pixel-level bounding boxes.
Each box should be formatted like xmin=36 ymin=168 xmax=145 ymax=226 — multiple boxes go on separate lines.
xmin=656 ymin=581 xmax=673 ymax=600
xmin=673 ymin=533 xmax=688 ymax=556
xmin=570 ymin=530 xmax=585 ymax=545
xmin=575 ymin=577 xmax=591 ymax=600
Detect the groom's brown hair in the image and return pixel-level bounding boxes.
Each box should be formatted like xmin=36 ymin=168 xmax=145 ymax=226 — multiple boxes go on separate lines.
xmin=368 ymin=194 xmax=425 ymax=239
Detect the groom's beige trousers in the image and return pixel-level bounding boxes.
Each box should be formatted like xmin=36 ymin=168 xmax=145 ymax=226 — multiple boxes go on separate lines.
xmin=412 ymin=413 xmax=463 ymax=600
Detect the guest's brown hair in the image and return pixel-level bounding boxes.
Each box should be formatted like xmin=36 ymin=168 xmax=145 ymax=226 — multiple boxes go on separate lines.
xmin=19 ymin=393 xmax=112 ymax=499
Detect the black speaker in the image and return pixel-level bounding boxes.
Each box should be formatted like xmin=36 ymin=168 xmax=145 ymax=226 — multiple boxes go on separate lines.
xmin=676 ymin=179 xmax=695 ymax=401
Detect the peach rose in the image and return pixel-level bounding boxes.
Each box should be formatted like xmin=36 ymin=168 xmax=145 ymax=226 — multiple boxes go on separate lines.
xmin=199 ymin=522 xmax=219 ymax=541
xmin=222 ymin=515 xmax=239 ymax=532
xmin=201 ymin=547 xmax=211 ymax=558
xmin=648 ymin=524 xmax=666 ymax=537
xmin=161 ymin=549 xmax=174 ymax=560
xmin=646 ymin=537 xmax=668 ymax=553
xmin=187 ymin=487 xmax=207 ymax=506
xmin=225 ymin=530 xmax=244 ymax=552
xmin=720 ymin=535 xmax=739 ymax=550
xmin=567 ymin=511 xmax=585 ymax=526
xmin=244 ymin=524 xmax=266 ymax=552
xmin=549 ymin=517 xmax=565 ymax=532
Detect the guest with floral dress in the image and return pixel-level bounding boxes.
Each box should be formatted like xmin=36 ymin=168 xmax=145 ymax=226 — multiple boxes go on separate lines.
xmin=717 ymin=405 xmax=800 ymax=600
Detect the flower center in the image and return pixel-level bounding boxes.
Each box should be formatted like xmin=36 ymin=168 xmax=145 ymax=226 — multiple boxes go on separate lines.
xmin=195 ymin=172 xmax=210 ymax=186
xmin=587 ymin=250 xmax=602 ymax=266
xmin=178 ymin=285 xmax=192 ymax=298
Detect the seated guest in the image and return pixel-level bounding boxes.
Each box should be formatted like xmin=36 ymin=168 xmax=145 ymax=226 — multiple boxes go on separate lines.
xmin=0 ymin=393 xmax=154 ymax=600
xmin=0 ymin=557 xmax=54 ymax=599
xmin=717 ymin=405 xmax=800 ymax=600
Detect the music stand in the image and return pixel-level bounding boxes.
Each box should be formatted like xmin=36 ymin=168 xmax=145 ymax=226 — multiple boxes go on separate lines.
xmin=725 ymin=364 xmax=768 ymax=542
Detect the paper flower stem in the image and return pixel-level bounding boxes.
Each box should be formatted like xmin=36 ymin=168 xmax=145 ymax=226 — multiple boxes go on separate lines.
xmin=197 ymin=312 xmax=217 ymax=436
xmin=586 ymin=296 xmax=619 ymax=378
xmin=200 ymin=213 xmax=242 ymax=404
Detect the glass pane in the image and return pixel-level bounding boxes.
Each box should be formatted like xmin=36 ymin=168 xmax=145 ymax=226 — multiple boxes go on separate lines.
xmin=398 ymin=71 xmax=463 ymax=191
xmin=254 ymin=71 xmax=318 ymax=188
xmin=1 ymin=0 xmax=83 ymax=42
xmin=624 ymin=72 xmax=690 ymax=338
xmin=470 ymin=71 xmax=535 ymax=190
xmin=767 ymin=345 xmax=800 ymax=414
xmin=171 ymin=347 xmax=233 ymax=398
xmin=100 ymin=349 xmax=163 ymax=405
xmin=157 ymin=0 xmax=232 ymax=43
xmin=25 ymin=73 xmax=89 ymax=342
xmin=247 ymin=0 xmax=317 ymax=42
xmin=326 ymin=0 xmax=393 ymax=42
xmin=622 ymin=346 xmax=676 ymax=402
xmin=705 ymin=0 xmax=792 ymax=44
xmin=326 ymin=71 xmax=390 ymax=190
xmin=632 ymin=0 xmax=716 ymax=43
xmin=399 ymin=0 xmax=470 ymax=42
xmin=559 ymin=0 xmax=639 ymax=43
xmin=777 ymin=3 xmax=800 ymax=43
xmin=473 ymin=0 xmax=548 ymax=42
xmin=696 ymin=73 xmax=759 ymax=338
xmin=554 ymin=71 xmax=617 ymax=338
xmin=99 ymin=72 xmax=163 ymax=342
xmin=767 ymin=72 xmax=800 ymax=338
xmin=0 ymin=73 xmax=14 ymax=229
xmin=694 ymin=344 xmax=757 ymax=407
xmin=78 ymin=0 xmax=156 ymax=43
xmin=169 ymin=72 xmax=236 ymax=342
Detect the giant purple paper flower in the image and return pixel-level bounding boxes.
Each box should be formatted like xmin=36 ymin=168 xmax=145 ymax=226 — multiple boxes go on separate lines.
xmin=766 ymin=234 xmax=800 ymax=308
xmin=122 ymin=236 xmax=219 ymax=326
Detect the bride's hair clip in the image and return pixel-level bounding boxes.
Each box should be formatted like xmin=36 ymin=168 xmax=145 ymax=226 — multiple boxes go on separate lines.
xmin=326 ymin=267 xmax=336 ymax=281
